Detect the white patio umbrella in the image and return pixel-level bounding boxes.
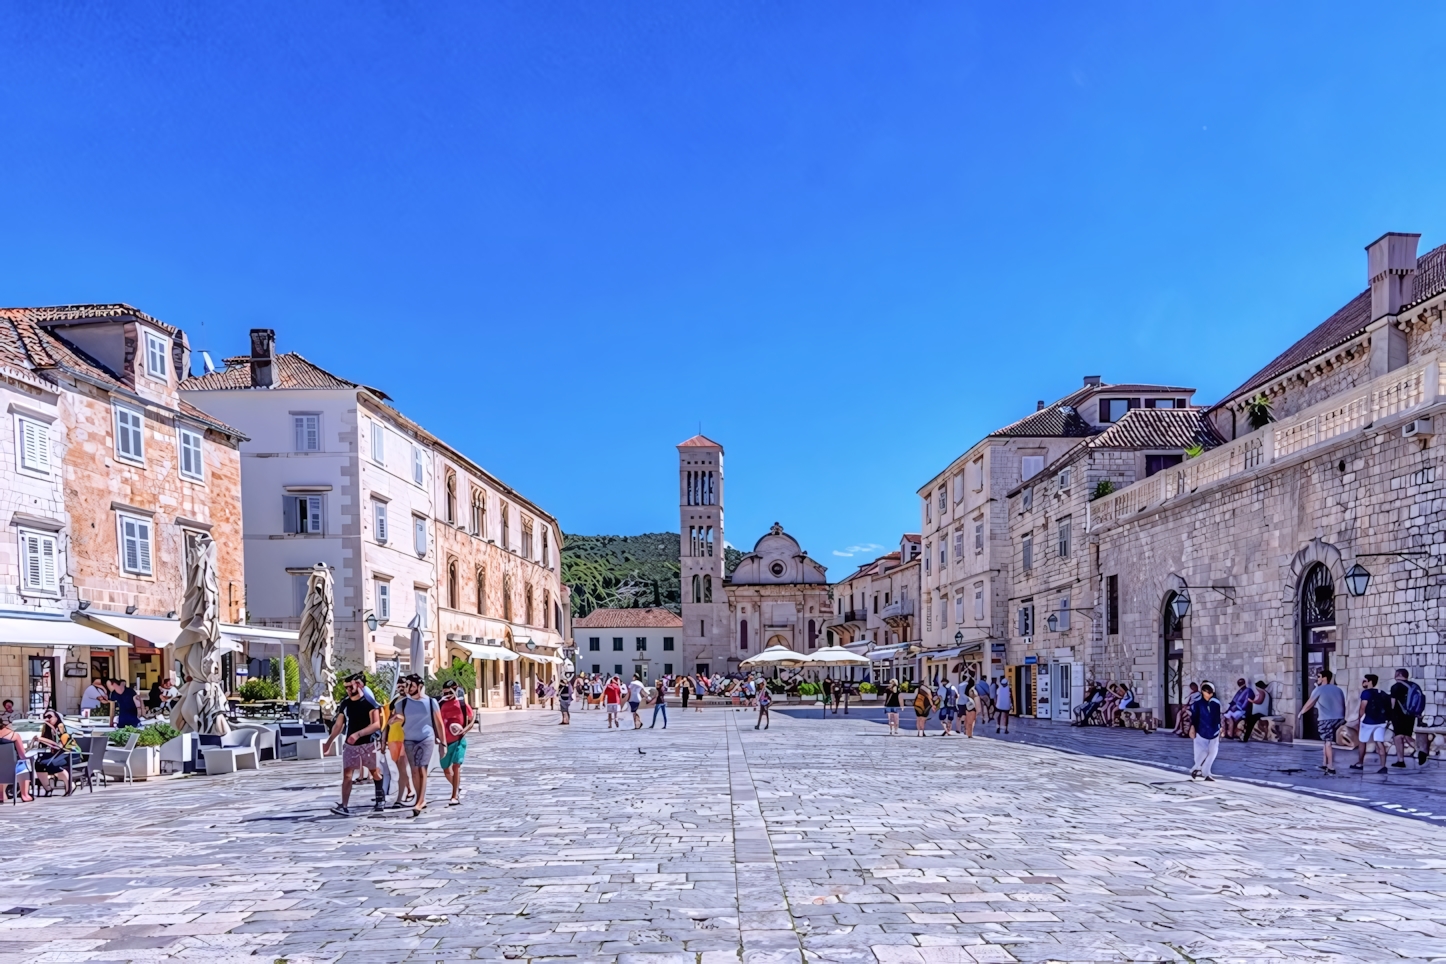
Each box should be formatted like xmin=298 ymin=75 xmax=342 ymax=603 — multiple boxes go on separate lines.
xmin=170 ymin=534 xmax=230 ymax=735
xmin=740 ymin=644 xmax=808 ymax=668
xmin=805 ymin=645 xmax=871 ymax=666
xmin=296 ymin=563 xmax=336 ymax=721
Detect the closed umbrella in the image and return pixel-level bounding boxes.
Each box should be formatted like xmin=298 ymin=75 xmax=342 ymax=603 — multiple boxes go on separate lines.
xmin=408 ymin=615 xmax=426 ymax=677
xmin=170 ymin=534 xmax=229 ymax=736
xmin=296 ymin=563 xmax=337 ymax=721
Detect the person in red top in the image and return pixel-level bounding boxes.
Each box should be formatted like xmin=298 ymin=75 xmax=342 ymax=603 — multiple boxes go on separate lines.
xmin=603 ymin=676 xmax=623 ymax=729
xmin=437 ymin=682 xmax=473 ymax=806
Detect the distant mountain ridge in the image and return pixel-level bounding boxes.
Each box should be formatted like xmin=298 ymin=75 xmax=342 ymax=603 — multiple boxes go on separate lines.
xmin=563 ymin=532 xmax=743 ymax=617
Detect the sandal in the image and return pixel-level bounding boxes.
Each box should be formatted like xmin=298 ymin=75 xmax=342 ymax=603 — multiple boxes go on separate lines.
xmin=412 ymin=803 xmax=427 ymax=817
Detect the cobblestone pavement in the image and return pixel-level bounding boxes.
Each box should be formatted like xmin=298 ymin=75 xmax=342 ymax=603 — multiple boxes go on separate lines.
xmin=776 ymin=706 xmax=1446 ymax=826
xmin=2 ymin=708 xmax=1445 ymax=963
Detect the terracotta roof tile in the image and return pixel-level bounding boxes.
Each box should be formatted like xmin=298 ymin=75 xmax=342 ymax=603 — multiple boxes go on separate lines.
xmin=676 ymin=434 xmax=724 ymax=449
xmin=1222 ymin=242 xmax=1446 ymax=405
xmin=1089 ymin=408 xmax=1226 ymax=450
xmin=989 ymin=404 xmax=1096 ymax=439
xmin=1 ymin=303 xmax=178 ymax=335
xmin=181 ymin=353 xmax=364 ymax=392
xmin=572 ymin=607 xmax=684 ymax=629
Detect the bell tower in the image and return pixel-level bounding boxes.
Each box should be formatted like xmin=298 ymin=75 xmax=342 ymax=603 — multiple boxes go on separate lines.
xmin=677 ymin=434 xmax=728 ymax=675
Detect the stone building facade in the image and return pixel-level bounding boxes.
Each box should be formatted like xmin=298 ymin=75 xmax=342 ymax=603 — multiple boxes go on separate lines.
xmin=0 ymin=305 xmax=247 ymax=710
xmin=917 ymin=379 xmax=1197 ymax=688
xmin=1003 ymin=407 xmax=1224 ymax=720
xmin=184 ymin=331 xmax=568 ymax=703
xmin=677 ymin=434 xmax=729 ymax=676
xmin=573 ymin=607 xmax=683 ymax=682
xmin=1089 ymin=232 xmax=1446 ymax=730
xmin=827 ymin=534 xmax=921 ymax=682
xmin=724 ymin=524 xmax=831 ymax=666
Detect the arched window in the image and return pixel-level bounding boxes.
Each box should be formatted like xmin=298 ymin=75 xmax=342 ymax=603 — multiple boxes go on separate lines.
xmin=445 ymin=471 xmax=457 ymax=524
xmin=447 ymin=559 xmax=459 ymax=610
xmin=739 ymin=619 xmax=748 ymax=650
xmin=703 ymin=574 xmax=712 ymax=603
xmin=692 ymin=574 xmax=702 ymax=604
xmin=500 ymin=504 xmax=510 ymax=549
xmin=525 ymin=585 xmax=534 ymax=625
xmin=543 ymin=589 xmax=551 ymax=629
xmin=503 ymin=575 xmax=513 ymax=621
xmin=476 ymin=567 xmax=486 ymax=614
xmin=471 ymin=489 xmax=484 ymax=536
xmin=807 ymin=618 xmax=817 ymax=649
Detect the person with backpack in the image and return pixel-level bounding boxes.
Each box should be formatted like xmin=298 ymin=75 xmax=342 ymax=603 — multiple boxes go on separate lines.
xmin=1389 ymin=668 xmax=1427 ymax=768
xmin=912 ymin=684 xmax=935 ymax=737
xmin=437 ymin=681 xmax=473 ymax=807
xmin=1351 ymin=674 xmax=1393 ymax=774
xmin=937 ymin=681 xmax=958 ymax=736
xmin=754 ymin=685 xmax=772 ymax=730
xmin=324 ymin=673 xmax=385 ymax=815
xmin=391 ymin=674 xmax=446 ymax=817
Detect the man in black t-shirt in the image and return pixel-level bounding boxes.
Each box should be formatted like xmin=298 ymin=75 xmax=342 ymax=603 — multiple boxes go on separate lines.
xmin=1388 ymin=668 xmax=1424 ymax=769
xmin=325 ymin=673 xmax=382 ymax=815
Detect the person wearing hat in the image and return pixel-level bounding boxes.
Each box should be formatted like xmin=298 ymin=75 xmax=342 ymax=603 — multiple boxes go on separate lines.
xmin=1189 ymin=681 xmax=1224 ymax=782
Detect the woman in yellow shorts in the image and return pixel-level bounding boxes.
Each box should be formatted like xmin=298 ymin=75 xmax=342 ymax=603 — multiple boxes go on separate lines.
xmin=385 ymin=701 xmax=412 ymax=807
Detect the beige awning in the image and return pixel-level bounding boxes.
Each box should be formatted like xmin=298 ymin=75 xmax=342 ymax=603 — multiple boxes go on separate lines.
xmin=460 ymin=642 xmax=519 ymax=662
xmin=79 ymin=611 xmax=274 ymax=654
xmin=0 ymin=611 xmax=131 ymax=649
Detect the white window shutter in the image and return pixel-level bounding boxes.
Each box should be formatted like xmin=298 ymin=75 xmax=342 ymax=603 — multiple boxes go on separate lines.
xmin=305 ymin=496 xmax=322 ymax=533
xmin=39 ymin=536 xmax=57 ymax=591
xmin=22 ymin=534 xmax=41 ymax=590
xmin=138 ymin=520 xmax=152 ymax=573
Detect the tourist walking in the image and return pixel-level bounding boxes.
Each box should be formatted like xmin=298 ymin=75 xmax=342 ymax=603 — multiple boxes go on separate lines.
xmin=438 ymin=681 xmax=472 ymax=806
xmin=627 ymin=676 xmax=646 ymax=729
xmin=755 ymin=685 xmax=772 ymax=729
xmin=1240 ymin=680 xmax=1271 ymax=743
xmin=974 ymin=677 xmax=994 ymax=719
xmin=650 ymin=676 xmax=669 ymax=729
xmin=1352 ymin=674 xmax=1393 ymax=774
xmin=884 ymin=680 xmax=901 ymax=736
xmin=1389 ymin=668 xmax=1427 ymax=768
xmin=604 ymin=675 xmax=623 ymax=728
xmin=961 ymin=685 xmax=977 ymax=737
xmin=544 ymin=680 xmax=556 ymax=710
xmin=994 ymin=678 xmax=1013 ymax=733
xmin=392 ymin=674 xmax=446 ymax=816
xmin=558 ymin=679 xmax=573 ymax=725
xmin=912 ymin=684 xmax=934 ymax=737
xmin=694 ymin=675 xmax=705 ymax=712
xmin=385 ymin=690 xmax=411 ymax=807
xmin=1298 ymin=668 xmax=1346 ymax=774
xmin=325 ymin=673 xmax=384 ymax=815
xmin=512 ymin=678 xmax=524 ymax=710
xmin=937 ymin=680 xmax=958 ymax=736
xmin=1189 ymin=681 xmax=1223 ymax=782
xmin=679 ymin=676 xmax=691 ymax=712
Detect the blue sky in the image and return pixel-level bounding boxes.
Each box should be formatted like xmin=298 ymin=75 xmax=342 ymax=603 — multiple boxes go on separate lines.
xmin=4 ymin=3 xmax=1445 ymax=572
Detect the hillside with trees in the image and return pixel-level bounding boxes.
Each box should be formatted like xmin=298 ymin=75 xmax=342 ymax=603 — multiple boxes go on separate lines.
xmin=563 ymin=532 xmax=743 ymax=617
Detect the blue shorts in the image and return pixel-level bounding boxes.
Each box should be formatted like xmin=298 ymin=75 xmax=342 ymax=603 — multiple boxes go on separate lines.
xmin=628 ymin=701 xmax=640 ymax=713
xmin=939 ymin=707 xmax=956 ymax=721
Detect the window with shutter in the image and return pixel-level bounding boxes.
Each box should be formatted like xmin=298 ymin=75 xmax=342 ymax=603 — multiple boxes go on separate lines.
xmin=115 ymin=405 xmax=144 ymax=461
xmin=414 ymin=590 xmax=428 ymax=629
xmin=179 ymin=428 xmax=204 ymax=480
xmin=369 ymin=419 xmax=385 ymax=464
xmin=374 ymin=501 xmax=388 ymax=543
xmin=293 ymin=414 xmax=321 ymax=452
xmin=120 ymin=515 xmax=153 ymax=575
xmin=412 ymin=446 xmax=424 ymax=485
xmin=17 ymin=417 xmax=50 ymax=473
xmin=974 ymin=585 xmax=984 ymax=621
xmin=376 ymin=580 xmax=391 ymax=620
xmin=144 ymin=332 xmax=168 ymax=378
xmin=20 ymin=531 xmax=59 ymax=593
xmin=414 ymin=516 xmax=427 ymax=555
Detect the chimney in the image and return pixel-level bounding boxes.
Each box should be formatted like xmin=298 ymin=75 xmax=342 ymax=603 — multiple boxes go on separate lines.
xmin=1366 ymin=233 xmax=1418 ymax=376
xmin=1083 ymin=375 xmax=1102 ymax=387
xmin=249 ymin=329 xmax=277 ymax=388
xmin=1036 ymin=400 xmax=1045 ymax=411
xmin=1367 ymin=232 xmax=1420 ymax=319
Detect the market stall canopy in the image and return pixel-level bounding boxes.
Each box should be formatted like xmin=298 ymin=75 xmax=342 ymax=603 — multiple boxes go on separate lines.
xmin=805 ymin=645 xmax=871 ymax=665
xmin=0 ymin=610 xmax=131 ymax=648
xmin=78 ymin=611 xmax=296 ymax=655
xmin=740 ymin=644 xmax=807 ymax=667
xmin=867 ymin=647 xmax=903 ymax=662
xmin=459 ymin=641 xmax=518 ymax=662
xmin=519 ymin=652 xmax=562 ymax=664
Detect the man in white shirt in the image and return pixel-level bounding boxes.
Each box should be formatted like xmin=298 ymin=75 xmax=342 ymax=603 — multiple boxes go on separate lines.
xmin=626 ymin=677 xmax=645 ymax=729
xmin=80 ymin=678 xmax=107 ymax=718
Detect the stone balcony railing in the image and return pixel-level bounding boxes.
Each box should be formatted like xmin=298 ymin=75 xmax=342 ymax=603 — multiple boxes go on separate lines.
xmin=880 ymin=598 xmax=914 ymax=620
xmin=1089 ymin=353 xmax=1441 ymax=529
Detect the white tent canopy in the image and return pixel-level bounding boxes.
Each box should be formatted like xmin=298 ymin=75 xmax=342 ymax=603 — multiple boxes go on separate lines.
xmin=459 ymin=642 xmax=518 ymax=662
xmin=0 ymin=611 xmax=131 ymax=649
xmin=740 ymin=644 xmax=807 ymax=667
xmin=805 ymin=645 xmax=870 ymax=665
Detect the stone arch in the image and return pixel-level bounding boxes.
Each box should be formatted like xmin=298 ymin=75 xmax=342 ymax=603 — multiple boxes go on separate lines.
xmin=1285 ymin=537 xmax=1350 ymax=652
xmin=766 ymin=634 xmax=789 ymax=649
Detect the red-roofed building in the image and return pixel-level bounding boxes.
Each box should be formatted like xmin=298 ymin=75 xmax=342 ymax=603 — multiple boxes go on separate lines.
xmin=573 ymin=608 xmax=683 ymax=680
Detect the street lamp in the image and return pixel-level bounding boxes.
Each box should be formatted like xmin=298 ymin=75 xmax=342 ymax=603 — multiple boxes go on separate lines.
xmin=954 ymin=631 xmax=963 ymax=646
xmin=1046 ymin=613 xmax=1059 ymax=632
xmin=1344 ymin=563 xmax=1371 ymax=597
xmin=1171 ymin=589 xmax=1191 ymax=621
xmin=365 ymin=611 xmax=378 ymax=632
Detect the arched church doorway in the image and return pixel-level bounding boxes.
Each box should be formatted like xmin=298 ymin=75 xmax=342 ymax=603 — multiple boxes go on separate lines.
xmin=1299 ymin=563 xmax=1336 ymax=738
xmin=1161 ymin=591 xmax=1185 ymax=725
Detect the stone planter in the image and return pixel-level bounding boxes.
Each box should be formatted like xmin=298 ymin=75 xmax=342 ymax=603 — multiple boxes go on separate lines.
xmin=131 ymin=746 xmax=161 ymax=780
xmin=861 ymin=694 xmax=877 ymax=702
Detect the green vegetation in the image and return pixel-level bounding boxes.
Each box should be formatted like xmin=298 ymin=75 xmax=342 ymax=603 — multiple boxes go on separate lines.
xmin=1090 ymin=479 xmax=1116 ymax=501
xmin=1246 ymin=393 xmax=1274 ymax=430
xmin=425 ymin=658 xmax=478 ymax=699
xmin=108 ymin=722 xmax=180 ymax=747
xmin=238 ymin=677 xmax=281 ymax=701
xmin=563 ymin=532 xmax=744 ymax=617
xmin=859 ymin=682 xmax=877 ymax=694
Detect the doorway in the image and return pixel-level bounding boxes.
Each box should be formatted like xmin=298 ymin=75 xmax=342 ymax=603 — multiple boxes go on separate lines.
xmin=1051 ymin=662 xmax=1074 ymax=722
xmin=1161 ymin=593 xmax=1185 ymax=725
xmin=28 ymin=656 xmax=55 ymax=715
xmin=1299 ymin=563 xmax=1336 ymax=738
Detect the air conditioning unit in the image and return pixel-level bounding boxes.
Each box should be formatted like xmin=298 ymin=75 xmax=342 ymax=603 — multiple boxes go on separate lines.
xmin=1403 ymin=416 xmax=1434 ymax=439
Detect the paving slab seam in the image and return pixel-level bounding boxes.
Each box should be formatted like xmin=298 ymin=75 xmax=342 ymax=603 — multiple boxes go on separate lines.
xmin=728 ymin=711 xmax=805 ymax=964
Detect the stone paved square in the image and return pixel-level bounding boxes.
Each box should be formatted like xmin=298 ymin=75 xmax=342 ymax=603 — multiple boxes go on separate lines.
xmin=3 ymin=710 xmax=1445 ymax=963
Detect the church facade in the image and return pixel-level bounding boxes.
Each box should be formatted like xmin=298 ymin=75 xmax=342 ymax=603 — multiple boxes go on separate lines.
xmin=724 ymin=523 xmax=831 ymax=666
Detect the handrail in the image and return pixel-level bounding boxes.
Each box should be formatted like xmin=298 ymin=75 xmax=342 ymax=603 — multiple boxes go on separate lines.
xmin=1090 ymin=355 xmax=1439 ymax=529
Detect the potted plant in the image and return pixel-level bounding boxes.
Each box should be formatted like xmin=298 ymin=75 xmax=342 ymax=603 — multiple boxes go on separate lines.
xmin=859 ymin=682 xmax=877 ymax=702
